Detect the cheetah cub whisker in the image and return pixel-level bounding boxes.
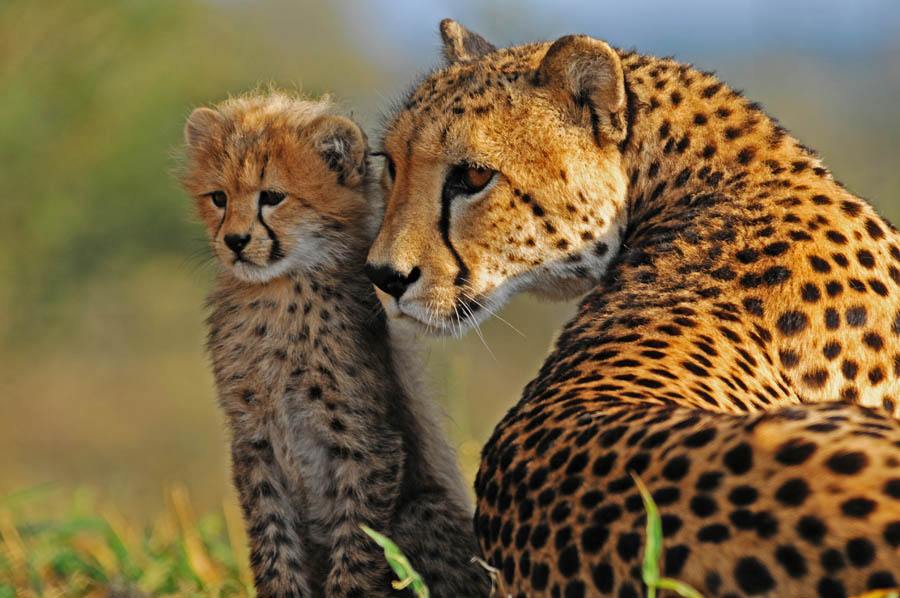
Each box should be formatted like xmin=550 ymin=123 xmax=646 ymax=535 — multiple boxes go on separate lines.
xmin=180 ymin=91 xmax=490 ymax=597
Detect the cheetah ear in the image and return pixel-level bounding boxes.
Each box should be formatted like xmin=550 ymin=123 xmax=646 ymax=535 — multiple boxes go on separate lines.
xmin=440 ymin=19 xmax=496 ymax=63
xmin=309 ymin=115 xmax=369 ymax=189
xmin=184 ymin=107 xmax=225 ymax=149
xmin=535 ymin=35 xmax=627 ymax=145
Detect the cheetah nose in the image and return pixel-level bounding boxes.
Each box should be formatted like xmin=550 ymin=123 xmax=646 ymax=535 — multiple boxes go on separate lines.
xmin=364 ymin=263 xmax=421 ymax=300
xmin=224 ymin=233 xmax=251 ymax=255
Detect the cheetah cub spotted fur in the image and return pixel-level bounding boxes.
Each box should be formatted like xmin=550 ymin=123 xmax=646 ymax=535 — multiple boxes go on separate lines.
xmin=180 ymin=92 xmax=489 ymax=597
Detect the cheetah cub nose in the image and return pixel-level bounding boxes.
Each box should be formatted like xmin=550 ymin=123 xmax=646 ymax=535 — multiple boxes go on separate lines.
xmin=223 ymin=234 xmax=251 ymax=255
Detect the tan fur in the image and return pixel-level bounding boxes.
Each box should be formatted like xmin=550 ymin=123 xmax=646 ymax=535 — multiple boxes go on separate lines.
xmin=181 ymin=92 xmax=489 ymax=597
xmin=368 ymin=22 xmax=900 ymax=596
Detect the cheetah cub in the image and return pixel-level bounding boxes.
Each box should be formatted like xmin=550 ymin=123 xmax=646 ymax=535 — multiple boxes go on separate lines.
xmin=181 ymin=92 xmax=489 ymax=597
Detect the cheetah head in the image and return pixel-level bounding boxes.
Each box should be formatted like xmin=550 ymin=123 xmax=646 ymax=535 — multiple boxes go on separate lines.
xmin=366 ymin=20 xmax=629 ymax=335
xmin=182 ymin=93 xmax=373 ymax=283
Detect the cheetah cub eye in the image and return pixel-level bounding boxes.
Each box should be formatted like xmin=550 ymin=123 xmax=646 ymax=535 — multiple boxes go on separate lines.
xmin=209 ymin=190 xmax=227 ymax=208
xmin=258 ymin=190 xmax=286 ymax=206
xmin=446 ymin=163 xmax=497 ymax=196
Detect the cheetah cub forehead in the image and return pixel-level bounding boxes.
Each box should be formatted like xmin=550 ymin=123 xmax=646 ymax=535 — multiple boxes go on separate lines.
xmin=181 ymin=92 xmax=376 ymax=283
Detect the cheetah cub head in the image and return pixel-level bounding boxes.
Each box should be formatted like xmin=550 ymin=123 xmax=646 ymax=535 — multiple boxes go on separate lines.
xmin=366 ymin=20 xmax=629 ymax=335
xmin=181 ymin=92 xmax=373 ymax=283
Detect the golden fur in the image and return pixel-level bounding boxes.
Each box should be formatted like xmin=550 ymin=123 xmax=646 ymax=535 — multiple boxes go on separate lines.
xmin=367 ymin=20 xmax=900 ymax=596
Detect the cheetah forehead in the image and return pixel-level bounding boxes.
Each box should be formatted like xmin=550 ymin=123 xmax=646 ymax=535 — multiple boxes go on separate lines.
xmin=384 ymin=42 xmax=552 ymax=142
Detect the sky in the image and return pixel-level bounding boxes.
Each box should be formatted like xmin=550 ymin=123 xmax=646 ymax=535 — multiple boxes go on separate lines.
xmin=339 ymin=0 xmax=900 ymax=72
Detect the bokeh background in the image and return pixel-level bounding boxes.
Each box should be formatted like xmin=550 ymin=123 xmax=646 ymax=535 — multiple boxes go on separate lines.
xmin=2 ymin=0 xmax=899 ymax=588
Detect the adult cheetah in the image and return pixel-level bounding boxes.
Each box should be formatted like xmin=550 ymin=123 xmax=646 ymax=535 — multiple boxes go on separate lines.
xmin=366 ymin=20 xmax=900 ymax=597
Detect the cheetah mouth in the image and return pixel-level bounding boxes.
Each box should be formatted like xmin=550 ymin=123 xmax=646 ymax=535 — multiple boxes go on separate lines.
xmin=390 ymin=291 xmax=499 ymax=338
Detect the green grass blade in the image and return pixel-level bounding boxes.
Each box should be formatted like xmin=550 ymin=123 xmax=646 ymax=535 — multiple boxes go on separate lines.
xmin=630 ymin=473 xmax=662 ymax=586
xmin=631 ymin=472 xmax=705 ymax=598
xmin=361 ymin=525 xmax=429 ymax=598
xmin=657 ymin=577 xmax=705 ymax=598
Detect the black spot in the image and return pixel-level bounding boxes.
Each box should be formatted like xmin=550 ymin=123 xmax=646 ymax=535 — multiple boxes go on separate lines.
xmin=684 ymin=428 xmax=717 ymax=448
xmin=592 ymin=452 xmax=617 ymax=477
xmin=581 ymin=525 xmax=609 ymax=554
xmin=801 ymin=283 xmax=821 ymax=302
xmin=821 ymin=548 xmax=845 ymax=573
xmin=690 ymin=494 xmax=718 ymax=517
xmin=591 ymin=562 xmax=614 ymax=593
xmin=846 ymin=537 xmax=875 ymax=567
xmin=661 ymin=514 xmax=683 ymax=537
xmin=763 ymin=241 xmax=790 ymax=257
xmin=696 ymin=471 xmax=723 ymax=491
xmin=826 ymin=451 xmax=868 ymax=475
xmin=885 ymin=521 xmax=900 ymax=547
xmin=664 ymin=545 xmax=690 ymax=577
xmin=662 ymin=455 xmax=690 ymax=481
xmin=775 ymin=439 xmax=817 ymax=465
xmin=809 ymin=255 xmax=832 ymax=273
xmin=729 ymin=485 xmax=758 ymax=506
xmin=723 ymin=443 xmax=753 ymax=474
xmin=796 ymin=515 xmax=827 ymax=545
xmin=826 ymin=230 xmax=848 ymax=244
xmin=884 ymin=479 xmax=900 ymax=499
xmin=868 ymin=571 xmax=898 ymax=590
xmin=616 ymin=532 xmax=641 ymax=562
xmin=780 ymin=350 xmax=800 ymax=368
xmin=776 ymin=311 xmax=809 ymax=336
xmin=866 ymin=218 xmax=885 ymax=240
xmin=775 ymin=478 xmax=809 ymax=506
xmin=733 ymin=557 xmax=775 ymax=594
xmin=737 ymin=147 xmax=756 ymax=164
xmin=863 ymin=332 xmax=885 ymax=351
xmin=531 ymin=562 xmax=549 ymax=590
xmin=841 ymin=497 xmax=877 ymax=518
xmin=775 ymin=544 xmax=807 ymax=578
xmin=697 ymin=524 xmax=730 ymax=543
xmin=564 ymin=580 xmax=585 ymax=598
xmin=762 ymin=266 xmax=791 ymax=285
xmin=802 ymin=369 xmax=829 ymax=389
xmin=702 ymin=83 xmax=722 ymax=98
xmin=558 ymin=545 xmax=580 ymax=577
xmin=817 ymin=577 xmax=847 ymax=598
xmin=705 ymin=571 xmax=722 ymax=595
xmin=857 ymin=249 xmax=876 ymax=269
xmin=822 ymin=341 xmax=841 ymax=361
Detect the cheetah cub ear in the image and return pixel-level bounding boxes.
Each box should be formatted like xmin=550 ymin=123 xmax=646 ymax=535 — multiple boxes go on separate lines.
xmin=439 ymin=18 xmax=496 ymax=63
xmin=308 ymin=114 xmax=368 ymax=189
xmin=535 ymin=35 xmax=627 ymax=145
xmin=184 ymin=106 xmax=225 ymax=149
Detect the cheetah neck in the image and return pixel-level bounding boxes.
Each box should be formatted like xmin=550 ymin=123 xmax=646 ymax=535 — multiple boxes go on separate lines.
xmin=616 ymin=52 xmax=843 ymax=238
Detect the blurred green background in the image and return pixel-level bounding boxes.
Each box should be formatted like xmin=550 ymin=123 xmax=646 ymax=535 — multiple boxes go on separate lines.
xmin=1 ymin=0 xmax=898 ymax=569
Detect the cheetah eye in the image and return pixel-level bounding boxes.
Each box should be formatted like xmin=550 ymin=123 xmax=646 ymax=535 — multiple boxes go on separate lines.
xmin=209 ymin=191 xmax=227 ymax=208
xmin=447 ymin=163 xmax=497 ymax=195
xmin=259 ymin=190 xmax=286 ymax=206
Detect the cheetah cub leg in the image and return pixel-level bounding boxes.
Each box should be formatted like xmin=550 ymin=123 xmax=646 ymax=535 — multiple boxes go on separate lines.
xmin=231 ymin=431 xmax=318 ymax=597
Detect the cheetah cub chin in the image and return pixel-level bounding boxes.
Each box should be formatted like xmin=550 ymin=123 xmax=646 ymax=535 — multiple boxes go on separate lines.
xmin=181 ymin=92 xmax=490 ymax=598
